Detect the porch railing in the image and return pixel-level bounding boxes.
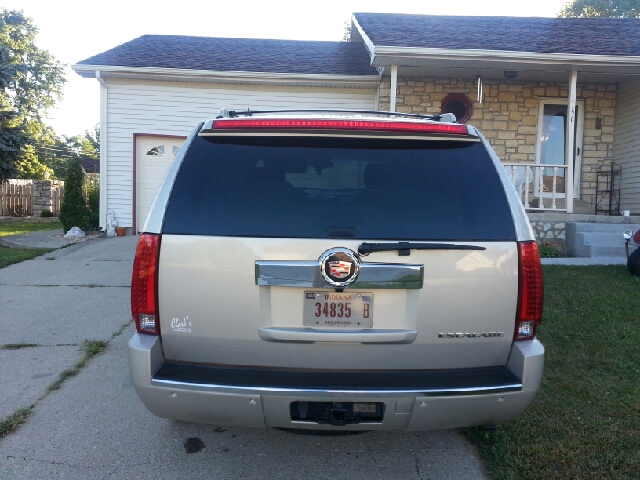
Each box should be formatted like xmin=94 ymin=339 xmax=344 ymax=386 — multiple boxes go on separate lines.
xmin=502 ymin=163 xmax=569 ymax=212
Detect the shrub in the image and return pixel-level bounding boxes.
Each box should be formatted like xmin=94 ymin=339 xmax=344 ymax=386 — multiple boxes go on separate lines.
xmin=86 ymin=177 xmax=99 ymax=230
xmin=59 ymin=159 xmax=89 ymax=232
xmin=538 ymin=241 xmax=563 ymax=258
xmin=41 ymin=209 xmax=53 ymax=217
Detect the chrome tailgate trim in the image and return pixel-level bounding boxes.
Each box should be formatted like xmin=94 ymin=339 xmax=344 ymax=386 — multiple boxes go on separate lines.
xmin=255 ymin=261 xmax=424 ymax=289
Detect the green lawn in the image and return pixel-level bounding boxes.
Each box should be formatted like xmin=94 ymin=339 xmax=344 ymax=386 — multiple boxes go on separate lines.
xmin=0 ymin=221 xmax=60 ymax=268
xmin=0 ymin=221 xmax=62 ymax=237
xmin=466 ymin=266 xmax=640 ymax=480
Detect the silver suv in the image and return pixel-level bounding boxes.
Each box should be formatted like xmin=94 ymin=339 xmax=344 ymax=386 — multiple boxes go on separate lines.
xmin=129 ymin=110 xmax=544 ymax=431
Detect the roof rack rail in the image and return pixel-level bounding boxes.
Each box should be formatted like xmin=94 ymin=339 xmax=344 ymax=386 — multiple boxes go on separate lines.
xmin=215 ymin=108 xmax=457 ymax=123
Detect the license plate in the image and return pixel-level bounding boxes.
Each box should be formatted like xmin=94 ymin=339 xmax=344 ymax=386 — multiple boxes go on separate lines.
xmin=303 ymin=291 xmax=373 ymax=328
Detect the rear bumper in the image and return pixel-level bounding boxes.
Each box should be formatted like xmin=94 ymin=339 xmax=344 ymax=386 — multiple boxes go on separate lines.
xmin=128 ymin=333 xmax=544 ymax=431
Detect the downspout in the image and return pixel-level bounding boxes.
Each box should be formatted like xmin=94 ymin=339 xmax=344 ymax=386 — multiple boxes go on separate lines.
xmin=390 ymin=65 xmax=397 ymax=113
xmin=565 ymin=71 xmax=577 ymax=214
xmin=96 ymin=71 xmax=108 ymax=231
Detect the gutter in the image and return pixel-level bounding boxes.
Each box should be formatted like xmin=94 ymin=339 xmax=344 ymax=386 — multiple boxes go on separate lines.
xmin=72 ymin=65 xmax=381 ymax=88
xmin=370 ymin=45 xmax=640 ymax=69
xmin=96 ymin=71 xmax=108 ymax=231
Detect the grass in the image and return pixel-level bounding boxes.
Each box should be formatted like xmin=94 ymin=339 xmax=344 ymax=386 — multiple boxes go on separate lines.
xmin=47 ymin=340 xmax=108 ymax=392
xmin=0 ymin=407 xmax=32 ymax=438
xmin=0 ymin=246 xmax=54 ymax=268
xmin=466 ymin=266 xmax=640 ymax=480
xmin=1 ymin=343 xmax=39 ymax=350
xmin=0 ymin=221 xmax=62 ymax=238
xmin=0 ymin=221 xmax=60 ymax=268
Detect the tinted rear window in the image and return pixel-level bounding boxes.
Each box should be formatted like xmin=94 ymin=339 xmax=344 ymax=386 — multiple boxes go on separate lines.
xmin=162 ymin=136 xmax=515 ymax=241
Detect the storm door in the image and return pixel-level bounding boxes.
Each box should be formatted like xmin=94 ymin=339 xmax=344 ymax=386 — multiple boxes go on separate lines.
xmin=535 ymin=99 xmax=584 ymax=198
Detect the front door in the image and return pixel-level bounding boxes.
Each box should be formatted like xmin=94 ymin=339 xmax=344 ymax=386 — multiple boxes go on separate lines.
xmin=535 ymin=99 xmax=584 ymax=198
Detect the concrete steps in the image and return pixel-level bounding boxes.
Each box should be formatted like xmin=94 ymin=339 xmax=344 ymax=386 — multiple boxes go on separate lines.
xmin=567 ymin=222 xmax=640 ymax=258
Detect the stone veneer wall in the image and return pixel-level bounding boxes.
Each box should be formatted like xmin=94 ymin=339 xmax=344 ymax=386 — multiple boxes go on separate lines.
xmin=379 ymin=78 xmax=617 ymax=206
xmin=32 ymin=180 xmax=64 ymax=217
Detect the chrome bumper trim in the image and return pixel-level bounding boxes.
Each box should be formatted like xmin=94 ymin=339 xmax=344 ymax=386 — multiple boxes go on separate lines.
xmin=255 ymin=261 xmax=424 ymax=289
xmin=150 ymin=378 xmax=523 ymax=398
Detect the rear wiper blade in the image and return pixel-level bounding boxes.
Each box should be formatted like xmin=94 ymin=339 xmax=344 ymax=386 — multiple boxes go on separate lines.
xmin=358 ymin=242 xmax=486 ymax=256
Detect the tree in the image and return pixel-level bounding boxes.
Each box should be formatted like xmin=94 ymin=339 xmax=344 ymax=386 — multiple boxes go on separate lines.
xmin=342 ymin=19 xmax=351 ymax=42
xmin=0 ymin=107 xmax=30 ymax=179
xmin=559 ymin=0 xmax=640 ymax=17
xmin=84 ymin=125 xmax=100 ymax=156
xmin=0 ymin=9 xmax=66 ymax=180
xmin=59 ymin=158 xmax=89 ymax=232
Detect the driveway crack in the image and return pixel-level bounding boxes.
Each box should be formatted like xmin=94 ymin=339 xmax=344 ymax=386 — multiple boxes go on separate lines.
xmin=413 ymin=451 xmax=424 ymax=480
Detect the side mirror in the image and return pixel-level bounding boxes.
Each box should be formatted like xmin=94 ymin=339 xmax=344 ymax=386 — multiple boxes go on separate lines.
xmin=623 ymin=229 xmax=633 ymax=241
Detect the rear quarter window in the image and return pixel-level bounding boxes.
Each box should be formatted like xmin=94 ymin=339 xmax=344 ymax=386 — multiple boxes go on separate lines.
xmin=162 ymin=135 xmax=516 ymax=241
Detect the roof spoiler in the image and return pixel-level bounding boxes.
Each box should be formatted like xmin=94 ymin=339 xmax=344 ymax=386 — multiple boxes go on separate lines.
xmin=215 ymin=108 xmax=458 ymax=123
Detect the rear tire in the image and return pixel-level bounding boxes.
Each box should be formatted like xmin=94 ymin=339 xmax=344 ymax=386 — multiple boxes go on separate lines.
xmin=628 ymin=249 xmax=640 ymax=276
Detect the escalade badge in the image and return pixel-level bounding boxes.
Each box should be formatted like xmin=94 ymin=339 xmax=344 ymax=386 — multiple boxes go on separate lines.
xmin=319 ymin=248 xmax=361 ymax=287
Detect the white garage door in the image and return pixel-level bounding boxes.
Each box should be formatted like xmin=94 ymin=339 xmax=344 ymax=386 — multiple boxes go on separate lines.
xmin=136 ymin=136 xmax=185 ymax=232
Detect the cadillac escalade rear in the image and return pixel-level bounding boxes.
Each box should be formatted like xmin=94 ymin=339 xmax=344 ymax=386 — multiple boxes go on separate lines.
xmin=129 ymin=112 xmax=544 ymax=431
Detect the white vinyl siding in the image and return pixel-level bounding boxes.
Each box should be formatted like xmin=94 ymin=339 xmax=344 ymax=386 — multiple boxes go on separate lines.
xmin=613 ymin=78 xmax=640 ymax=214
xmin=104 ymin=79 xmax=378 ymax=228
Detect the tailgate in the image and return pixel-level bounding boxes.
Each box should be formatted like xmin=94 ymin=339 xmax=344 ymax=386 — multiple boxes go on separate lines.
xmin=158 ymin=236 xmax=518 ymax=370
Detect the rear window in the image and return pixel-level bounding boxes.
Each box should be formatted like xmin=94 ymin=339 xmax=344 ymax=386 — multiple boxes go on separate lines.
xmin=162 ymin=135 xmax=515 ymax=241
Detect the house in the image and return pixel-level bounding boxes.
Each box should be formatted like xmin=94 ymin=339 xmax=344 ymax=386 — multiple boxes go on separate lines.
xmin=80 ymin=157 xmax=99 ymax=174
xmin=73 ymin=37 xmax=379 ymax=232
xmin=73 ymin=13 xmax=640 ymax=246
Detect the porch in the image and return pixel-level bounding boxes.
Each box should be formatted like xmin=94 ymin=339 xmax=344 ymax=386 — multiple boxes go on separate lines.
xmin=374 ymin=57 xmax=639 ymax=216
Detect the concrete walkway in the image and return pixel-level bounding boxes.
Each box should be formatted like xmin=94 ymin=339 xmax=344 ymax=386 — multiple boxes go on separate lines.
xmin=0 ymin=228 xmax=101 ymax=249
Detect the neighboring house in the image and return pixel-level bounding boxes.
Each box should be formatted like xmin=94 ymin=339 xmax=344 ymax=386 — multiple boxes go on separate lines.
xmin=80 ymin=158 xmax=100 ymax=174
xmin=73 ymin=14 xmax=640 ymax=233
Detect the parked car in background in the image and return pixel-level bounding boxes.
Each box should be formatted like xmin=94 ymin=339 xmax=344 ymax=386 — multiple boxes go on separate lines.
xmin=624 ymin=228 xmax=640 ymax=275
xmin=129 ymin=110 xmax=545 ymax=432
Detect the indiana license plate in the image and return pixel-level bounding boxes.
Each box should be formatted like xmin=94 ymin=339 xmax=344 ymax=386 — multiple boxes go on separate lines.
xmin=303 ymin=291 xmax=373 ymax=328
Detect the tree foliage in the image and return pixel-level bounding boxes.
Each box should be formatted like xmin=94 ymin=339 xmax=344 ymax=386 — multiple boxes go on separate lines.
xmin=342 ymin=20 xmax=351 ymax=42
xmin=0 ymin=107 xmax=30 ymax=180
xmin=84 ymin=125 xmax=100 ymax=155
xmin=59 ymin=158 xmax=89 ymax=232
xmin=559 ymin=0 xmax=640 ymax=17
xmin=0 ymin=9 xmax=66 ymax=180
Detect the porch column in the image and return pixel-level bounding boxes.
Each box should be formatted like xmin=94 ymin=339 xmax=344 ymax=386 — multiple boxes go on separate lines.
xmin=390 ymin=64 xmax=398 ymax=113
xmin=565 ymin=70 xmax=577 ymax=214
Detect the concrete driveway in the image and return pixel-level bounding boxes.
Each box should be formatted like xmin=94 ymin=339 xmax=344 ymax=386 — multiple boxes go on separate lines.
xmin=0 ymin=236 xmax=487 ymax=479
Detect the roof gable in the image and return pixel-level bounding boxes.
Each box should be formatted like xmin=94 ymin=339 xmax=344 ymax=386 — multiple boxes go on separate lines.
xmin=354 ymin=13 xmax=640 ymax=57
xmin=77 ymin=36 xmax=378 ymax=76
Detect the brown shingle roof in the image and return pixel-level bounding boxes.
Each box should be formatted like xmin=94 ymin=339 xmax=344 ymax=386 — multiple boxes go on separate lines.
xmin=354 ymin=13 xmax=640 ymax=56
xmin=77 ymin=36 xmax=378 ymax=76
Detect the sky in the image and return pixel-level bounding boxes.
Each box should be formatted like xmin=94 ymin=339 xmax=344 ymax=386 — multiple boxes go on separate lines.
xmin=5 ymin=0 xmax=570 ymax=137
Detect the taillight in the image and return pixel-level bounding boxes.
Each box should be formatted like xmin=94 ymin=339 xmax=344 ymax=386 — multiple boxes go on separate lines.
xmin=210 ymin=118 xmax=469 ymax=135
xmin=131 ymin=234 xmax=161 ymax=335
xmin=515 ymin=241 xmax=544 ymax=341
xmin=634 ymin=230 xmax=640 ymax=244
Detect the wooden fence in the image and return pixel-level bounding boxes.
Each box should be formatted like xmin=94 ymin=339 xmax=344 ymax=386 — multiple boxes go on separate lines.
xmin=52 ymin=188 xmax=64 ymax=215
xmin=0 ymin=181 xmax=65 ymax=217
xmin=0 ymin=183 xmax=33 ymax=216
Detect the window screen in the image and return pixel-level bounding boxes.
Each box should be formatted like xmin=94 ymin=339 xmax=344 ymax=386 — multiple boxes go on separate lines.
xmin=162 ymin=136 xmax=515 ymax=241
